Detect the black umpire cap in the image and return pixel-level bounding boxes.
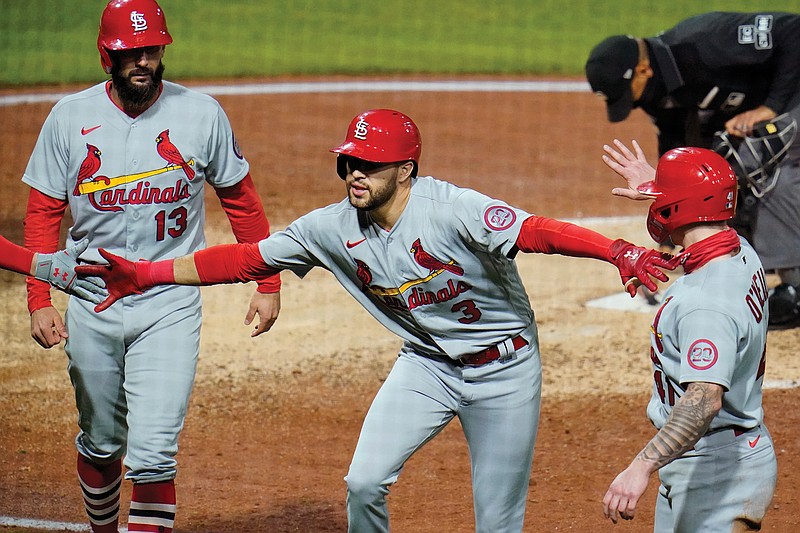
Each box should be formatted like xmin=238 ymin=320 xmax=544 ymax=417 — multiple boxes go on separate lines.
xmin=585 ymin=35 xmax=640 ymax=122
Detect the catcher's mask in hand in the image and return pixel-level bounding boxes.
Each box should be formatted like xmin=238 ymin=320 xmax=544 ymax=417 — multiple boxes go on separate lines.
xmin=712 ymin=113 xmax=797 ymax=198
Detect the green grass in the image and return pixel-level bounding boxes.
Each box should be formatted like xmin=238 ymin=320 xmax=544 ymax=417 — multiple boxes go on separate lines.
xmin=1 ymin=0 xmax=798 ymax=86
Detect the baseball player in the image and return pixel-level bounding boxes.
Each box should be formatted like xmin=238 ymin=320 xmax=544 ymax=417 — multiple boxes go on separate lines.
xmin=21 ymin=1 xmax=281 ymax=531
xmin=601 ymin=141 xmax=776 ymax=531
xmin=0 ymin=236 xmax=105 ymax=304
xmin=585 ymin=12 xmax=800 ymax=324
xmin=79 ymin=108 xmax=675 ymax=533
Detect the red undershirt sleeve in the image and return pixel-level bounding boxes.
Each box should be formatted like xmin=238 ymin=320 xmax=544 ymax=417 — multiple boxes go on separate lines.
xmin=24 ymin=189 xmax=68 ymax=314
xmin=515 ymin=215 xmax=614 ymax=262
xmin=0 ymin=235 xmax=35 ymax=276
xmin=214 ymin=173 xmax=281 ymax=293
xmin=193 ymin=242 xmax=279 ymax=285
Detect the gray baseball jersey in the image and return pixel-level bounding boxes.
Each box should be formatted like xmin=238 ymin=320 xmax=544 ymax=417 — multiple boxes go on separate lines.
xmin=646 ymin=236 xmax=776 ymax=531
xmin=257 ymin=175 xmax=542 ymax=532
xmin=258 ymin=175 xmax=537 ymax=356
xmin=22 ymin=80 xmax=249 ymax=483
xmin=23 ymin=80 xmax=248 ymax=262
xmin=646 ymin=237 xmax=768 ymax=430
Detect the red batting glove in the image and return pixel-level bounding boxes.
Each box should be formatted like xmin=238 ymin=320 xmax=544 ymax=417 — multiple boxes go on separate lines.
xmin=74 ymin=248 xmax=155 ymax=312
xmin=609 ymin=239 xmax=678 ymax=297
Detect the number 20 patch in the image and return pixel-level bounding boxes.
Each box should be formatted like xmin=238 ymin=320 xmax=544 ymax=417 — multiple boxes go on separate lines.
xmin=484 ymin=205 xmax=516 ymax=231
xmin=687 ymin=339 xmax=719 ymax=370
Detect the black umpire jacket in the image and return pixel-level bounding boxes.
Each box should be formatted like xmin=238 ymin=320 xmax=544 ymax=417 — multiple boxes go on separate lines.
xmin=636 ymin=12 xmax=800 ymax=156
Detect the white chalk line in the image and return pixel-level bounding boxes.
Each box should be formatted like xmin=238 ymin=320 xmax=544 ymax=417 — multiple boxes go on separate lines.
xmin=0 ymin=79 xmax=591 ymax=106
xmin=0 ymin=516 xmax=127 ymax=532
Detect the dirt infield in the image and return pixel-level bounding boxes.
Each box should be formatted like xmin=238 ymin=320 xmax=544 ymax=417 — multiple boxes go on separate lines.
xmin=1 ymin=79 xmax=799 ymax=532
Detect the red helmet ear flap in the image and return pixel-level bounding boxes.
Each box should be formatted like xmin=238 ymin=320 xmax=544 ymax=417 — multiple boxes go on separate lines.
xmin=98 ymin=44 xmax=113 ymax=74
xmin=645 ymin=200 xmax=675 ymax=243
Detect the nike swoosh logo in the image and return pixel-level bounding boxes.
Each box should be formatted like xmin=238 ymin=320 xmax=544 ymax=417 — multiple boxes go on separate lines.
xmin=748 ymin=435 xmax=761 ymax=448
xmin=81 ymin=125 xmax=101 ymax=135
xmin=346 ymin=237 xmax=367 ymax=249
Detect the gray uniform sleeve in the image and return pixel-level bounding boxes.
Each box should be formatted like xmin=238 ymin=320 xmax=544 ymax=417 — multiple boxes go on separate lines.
xmin=451 ymin=188 xmax=528 ymax=258
xmin=22 ymin=107 xmax=70 ymax=199
xmin=677 ymin=309 xmax=739 ymax=390
xmin=204 ymin=104 xmax=249 ymax=188
xmin=257 ymin=213 xmax=323 ymax=278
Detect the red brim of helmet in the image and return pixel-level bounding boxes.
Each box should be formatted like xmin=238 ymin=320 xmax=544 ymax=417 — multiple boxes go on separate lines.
xmin=636 ymin=180 xmax=662 ymax=196
xmin=329 ymin=142 xmax=352 ymax=155
xmin=105 ymin=34 xmax=173 ymax=50
xmin=329 ymin=142 xmax=382 ymax=163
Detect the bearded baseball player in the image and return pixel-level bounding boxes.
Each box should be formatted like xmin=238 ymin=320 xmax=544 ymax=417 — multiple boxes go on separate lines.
xmin=79 ymin=109 xmax=674 ymax=533
xmin=0 ymin=236 xmax=105 ymax=303
xmin=601 ymin=141 xmax=776 ymax=531
xmin=21 ymin=1 xmax=281 ymax=531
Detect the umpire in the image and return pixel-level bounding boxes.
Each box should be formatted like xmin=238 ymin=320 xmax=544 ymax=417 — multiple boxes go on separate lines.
xmin=585 ymin=12 xmax=800 ymax=327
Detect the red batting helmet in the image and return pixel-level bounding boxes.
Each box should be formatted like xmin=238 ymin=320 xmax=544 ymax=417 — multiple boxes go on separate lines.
xmin=637 ymin=147 xmax=737 ymax=243
xmin=331 ymin=109 xmax=422 ymax=167
xmin=97 ymin=0 xmax=173 ymax=74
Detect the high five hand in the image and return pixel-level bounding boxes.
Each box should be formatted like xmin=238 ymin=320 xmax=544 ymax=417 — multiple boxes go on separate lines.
xmin=75 ymin=249 xmax=152 ymax=312
xmin=603 ymin=139 xmax=657 ymax=200
xmin=610 ymin=239 xmax=679 ymax=297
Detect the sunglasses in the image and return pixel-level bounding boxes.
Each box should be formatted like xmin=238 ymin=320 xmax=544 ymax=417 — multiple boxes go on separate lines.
xmin=337 ymin=155 xmax=399 ymax=179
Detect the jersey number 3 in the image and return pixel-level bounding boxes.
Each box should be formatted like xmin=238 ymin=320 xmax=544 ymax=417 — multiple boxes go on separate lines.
xmin=451 ymin=299 xmax=482 ymax=324
xmin=154 ymin=207 xmax=188 ymax=241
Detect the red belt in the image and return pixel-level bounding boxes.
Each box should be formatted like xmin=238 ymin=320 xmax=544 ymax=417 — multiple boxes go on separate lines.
xmin=705 ymin=424 xmax=754 ymax=437
xmin=458 ymin=336 xmax=528 ymax=367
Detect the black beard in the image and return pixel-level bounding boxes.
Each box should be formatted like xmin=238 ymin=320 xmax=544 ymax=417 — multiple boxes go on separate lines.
xmin=349 ymin=169 xmax=399 ymax=212
xmin=110 ymin=62 xmax=165 ymax=111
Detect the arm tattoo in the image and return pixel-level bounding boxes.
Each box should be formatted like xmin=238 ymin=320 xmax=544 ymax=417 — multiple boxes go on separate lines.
xmin=638 ymin=382 xmax=723 ymax=470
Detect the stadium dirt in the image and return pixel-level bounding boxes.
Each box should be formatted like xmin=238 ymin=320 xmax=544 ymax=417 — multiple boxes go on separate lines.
xmin=1 ymin=77 xmax=799 ymax=532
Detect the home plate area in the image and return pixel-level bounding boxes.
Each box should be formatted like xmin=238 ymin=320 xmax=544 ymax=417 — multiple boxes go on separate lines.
xmin=585 ymin=288 xmax=663 ymax=314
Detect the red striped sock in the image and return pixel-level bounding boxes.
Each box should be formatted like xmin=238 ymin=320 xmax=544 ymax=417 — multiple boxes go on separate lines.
xmin=77 ymin=455 xmax=122 ymax=533
xmin=128 ymin=480 xmax=176 ymax=533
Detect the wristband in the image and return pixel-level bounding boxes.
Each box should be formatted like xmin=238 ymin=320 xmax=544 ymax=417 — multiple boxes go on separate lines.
xmin=26 ymin=278 xmax=52 ymax=314
xmin=256 ymin=273 xmax=282 ymax=294
xmin=144 ymin=259 xmax=176 ymax=288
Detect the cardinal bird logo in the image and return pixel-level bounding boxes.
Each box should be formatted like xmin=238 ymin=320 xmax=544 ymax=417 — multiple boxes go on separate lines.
xmin=410 ymin=238 xmax=464 ymax=276
xmin=355 ymin=258 xmax=373 ymax=286
xmin=156 ymin=129 xmax=195 ymax=180
xmin=73 ymin=144 xmax=102 ymax=196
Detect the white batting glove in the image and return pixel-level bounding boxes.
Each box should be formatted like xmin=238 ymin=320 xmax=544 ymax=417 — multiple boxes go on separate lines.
xmin=34 ymin=239 xmax=108 ymax=304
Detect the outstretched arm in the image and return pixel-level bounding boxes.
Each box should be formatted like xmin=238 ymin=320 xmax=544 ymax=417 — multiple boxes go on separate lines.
xmin=76 ymin=243 xmax=279 ymax=312
xmin=515 ymin=216 xmax=677 ymax=296
xmin=0 ymin=234 xmax=39 ymax=276
xmin=603 ymin=139 xmax=657 ymax=200
xmin=170 ymin=254 xmax=203 ymax=284
xmin=602 ymin=381 xmax=723 ymax=524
